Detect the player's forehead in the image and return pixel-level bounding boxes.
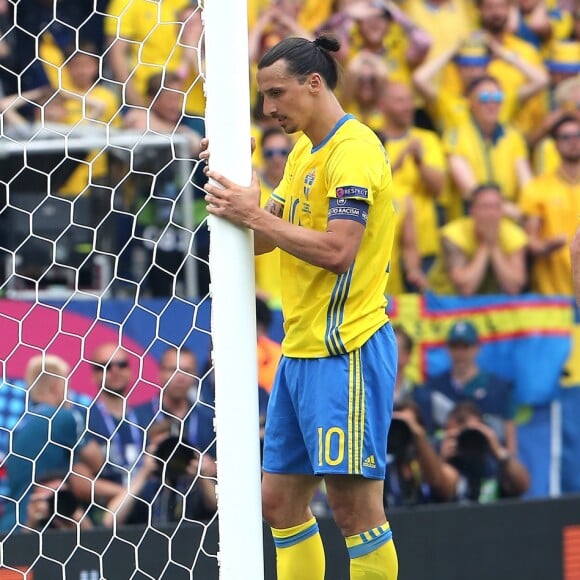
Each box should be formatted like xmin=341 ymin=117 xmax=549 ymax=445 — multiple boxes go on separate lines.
xmin=257 ymin=60 xmax=298 ymax=93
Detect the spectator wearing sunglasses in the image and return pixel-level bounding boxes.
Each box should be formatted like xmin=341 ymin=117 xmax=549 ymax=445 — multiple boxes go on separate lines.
xmin=341 ymin=51 xmax=390 ymax=135
xmin=254 ymin=127 xmax=293 ymax=307
xmin=87 ymin=343 xmax=144 ymax=494
xmin=412 ymin=32 xmax=548 ymax=135
xmin=520 ymin=115 xmax=580 ymax=295
xmin=474 ymin=0 xmax=548 ymax=143
xmin=444 ymin=75 xmax=532 ymax=222
xmin=529 ymin=45 xmax=580 ymax=173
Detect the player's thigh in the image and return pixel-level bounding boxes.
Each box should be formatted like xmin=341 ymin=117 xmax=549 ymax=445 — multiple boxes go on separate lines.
xmin=262 ymin=357 xmax=314 ymax=475
xmin=261 ymin=472 xmax=322 ymax=528
xmin=301 ymin=324 xmax=397 ymax=479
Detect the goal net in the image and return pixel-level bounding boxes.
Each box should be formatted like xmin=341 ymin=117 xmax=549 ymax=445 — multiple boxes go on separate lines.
xmin=0 ymin=0 xmax=262 ymax=578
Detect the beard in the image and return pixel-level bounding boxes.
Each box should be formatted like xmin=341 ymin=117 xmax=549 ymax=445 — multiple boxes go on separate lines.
xmin=561 ymin=153 xmax=580 ymax=164
xmin=483 ymin=17 xmax=507 ymax=35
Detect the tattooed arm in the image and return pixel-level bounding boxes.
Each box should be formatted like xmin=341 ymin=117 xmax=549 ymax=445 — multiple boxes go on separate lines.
xmin=255 ymin=199 xmax=284 ymax=255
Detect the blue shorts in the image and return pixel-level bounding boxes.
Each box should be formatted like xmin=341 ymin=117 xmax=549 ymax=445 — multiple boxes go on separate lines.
xmin=263 ymin=323 xmax=397 ymax=480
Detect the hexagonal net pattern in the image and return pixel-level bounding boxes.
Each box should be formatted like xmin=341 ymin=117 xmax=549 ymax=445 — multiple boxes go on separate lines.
xmin=0 ymin=1 xmax=222 ymax=577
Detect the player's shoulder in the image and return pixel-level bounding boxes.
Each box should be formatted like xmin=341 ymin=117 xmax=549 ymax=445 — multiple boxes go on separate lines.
xmin=333 ymin=118 xmax=385 ymax=155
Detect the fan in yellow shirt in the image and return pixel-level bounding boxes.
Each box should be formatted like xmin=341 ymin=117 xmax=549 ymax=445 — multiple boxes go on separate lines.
xmin=381 ymin=83 xmax=446 ymax=279
xmin=254 ymin=127 xmax=294 ymax=308
xmin=429 ymin=183 xmax=528 ymax=295
xmin=520 ymin=115 xmax=580 ymax=295
xmin=43 ymin=42 xmax=121 ymax=198
xmin=341 ymin=52 xmax=390 ymax=135
xmin=412 ymin=32 xmax=548 ymax=134
xmin=444 ymin=75 xmax=532 ymax=221
xmin=104 ymin=0 xmax=190 ymax=106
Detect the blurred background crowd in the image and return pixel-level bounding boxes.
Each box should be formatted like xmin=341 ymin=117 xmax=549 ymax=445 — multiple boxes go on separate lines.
xmin=0 ymin=0 xmax=579 ymax=536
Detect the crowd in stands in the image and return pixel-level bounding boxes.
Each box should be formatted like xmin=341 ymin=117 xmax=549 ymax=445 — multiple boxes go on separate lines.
xmin=0 ymin=0 xmax=578 ymax=302
xmin=0 ymin=0 xmax=579 ymax=535
xmin=0 ymin=313 xmax=534 ymax=534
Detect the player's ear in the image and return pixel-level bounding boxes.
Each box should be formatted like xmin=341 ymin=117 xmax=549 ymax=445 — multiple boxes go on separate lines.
xmin=308 ymin=73 xmax=323 ymax=94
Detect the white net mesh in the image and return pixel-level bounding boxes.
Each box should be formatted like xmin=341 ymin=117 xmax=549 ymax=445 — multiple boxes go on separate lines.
xmin=0 ymin=1 xmax=221 ymax=577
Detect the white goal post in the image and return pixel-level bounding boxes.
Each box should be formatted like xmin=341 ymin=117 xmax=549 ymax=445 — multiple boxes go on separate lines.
xmin=204 ymin=0 xmax=265 ymax=578
xmin=0 ymin=0 xmax=265 ymax=577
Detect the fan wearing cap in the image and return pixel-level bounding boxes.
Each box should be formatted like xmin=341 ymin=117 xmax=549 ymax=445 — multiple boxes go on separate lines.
xmin=507 ymin=0 xmax=574 ymax=54
xmin=528 ymin=42 xmax=580 ymax=172
xmin=413 ymin=320 xmax=518 ymax=456
xmin=413 ymin=32 xmax=548 ymax=135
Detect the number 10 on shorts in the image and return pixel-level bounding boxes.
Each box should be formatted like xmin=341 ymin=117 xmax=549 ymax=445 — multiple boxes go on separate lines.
xmin=317 ymin=427 xmax=345 ymax=467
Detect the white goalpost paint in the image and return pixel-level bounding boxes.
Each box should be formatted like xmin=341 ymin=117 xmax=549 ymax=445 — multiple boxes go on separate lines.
xmin=203 ymin=1 xmax=265 ymax=578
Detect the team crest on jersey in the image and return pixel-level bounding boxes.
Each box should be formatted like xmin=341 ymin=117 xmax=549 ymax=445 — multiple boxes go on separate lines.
xmin=303 ymin=169 xmax=316 ymax=199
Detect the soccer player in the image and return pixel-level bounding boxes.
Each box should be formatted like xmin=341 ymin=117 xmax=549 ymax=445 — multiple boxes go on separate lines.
xmin=203 ymin=35 xmax=398 ymax=580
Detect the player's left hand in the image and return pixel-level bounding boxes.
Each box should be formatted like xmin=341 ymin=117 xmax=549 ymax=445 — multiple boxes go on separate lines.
xmin=204 ymin=169 xmax=262 ymax=227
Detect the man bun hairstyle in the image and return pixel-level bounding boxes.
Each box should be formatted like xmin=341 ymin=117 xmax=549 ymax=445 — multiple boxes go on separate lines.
xmin=258 ymin=34 xmax=341 ymax=91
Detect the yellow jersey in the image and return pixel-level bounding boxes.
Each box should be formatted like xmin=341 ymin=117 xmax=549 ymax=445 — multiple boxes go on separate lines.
xmin=428 ymin=216 xmax=528 ymax=294
xmin=520 ymin=171 xmax=580 ymax=295
xmin=385 ymin=189 xmax=410 ymax=297
xmin=255 ymin=179 xmax=283 ymax=308
xmin=533 ymin=137 xmax=561 ymax=175
xmin=444 ymin=119 xmax=529 ymax=209
xmin=58 ymin=86 xmax=121 ymax=196
xmin=432 ymin=83 xmax=519 ymax=134
xmin=348 ymin=23 xmax=413 ymax=86
xmin=384 ymin=127 xmax=445 ymax=258
xmin=104 ymin=0 xmax=189 ymax=100
xmin=272 ymin=115 xmax=395 ymax=357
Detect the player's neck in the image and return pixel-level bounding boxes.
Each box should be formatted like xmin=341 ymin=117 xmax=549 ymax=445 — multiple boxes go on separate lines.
xmin=451 ymin=362 xmax=478 ymax=385
xmin=558 ymin=161 xmax=580 ymax=183
xmin=100 ymin=391 xmax=125 ymax=417
xmin=384 ymin=124 xmax=410 ymax=140
xmin=304 ymin=97 xmax=347 ymax=148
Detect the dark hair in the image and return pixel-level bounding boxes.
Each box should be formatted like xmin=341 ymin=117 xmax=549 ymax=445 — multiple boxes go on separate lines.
xmin=256 ymin=296 xmax=272 ymax=329
xmin=146 ymin=72 xmax=183 ymax=99
xmin=258 ymin=35 xmax=341 ymax=91
xmin=64 ymin=40 xmax=98 ymax=59
xmin=393 ymin=399 xmax=425 ymax=427
xmin=447 ymin=401 xmax=483 ymax=426
xmin=161 ymin=345 xmax=196 ymax=366
xmin=551 ymin=114 xmax=580 ymax=140
xmin=393 ymin=325 xmax=414 ymax=354
xmin=465 ymin=74 xmax=501 ymax=96
xmin=470 ymin=181 xmax=503 ymax=201
xmin=260 ymin=126 xmax=290 ymax=149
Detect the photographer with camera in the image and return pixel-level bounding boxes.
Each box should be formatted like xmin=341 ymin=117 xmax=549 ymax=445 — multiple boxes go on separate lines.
xmin=414 ymin=319 xmax=518 ymax=456
xmin=440 ymin=402 xmax=529 ymax=503
xmin=385 ymin=401 xmax=459 ymax=508
xmin=102 ymin=419 xmax=217 ymax=527
xmin=24 ymin=471 xmax=92 ymax=532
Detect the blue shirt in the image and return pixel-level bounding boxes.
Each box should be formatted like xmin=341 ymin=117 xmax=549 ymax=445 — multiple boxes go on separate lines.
xmin=133 ymin=397 xmax=216 ymax=459
xmin=414 ymin=370 xmax=516 ymax=442
xmin=0 ymin=381 xmax=90 ymax=520
xmin=0 ymin=403 xmax=87 ymax=531
xmin=87 ymin=402 xmax=145 ymax=484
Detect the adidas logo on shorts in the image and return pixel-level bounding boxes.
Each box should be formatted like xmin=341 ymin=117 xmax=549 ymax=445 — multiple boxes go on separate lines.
xmin=363 ymin=455 xmax=377 ymax=469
